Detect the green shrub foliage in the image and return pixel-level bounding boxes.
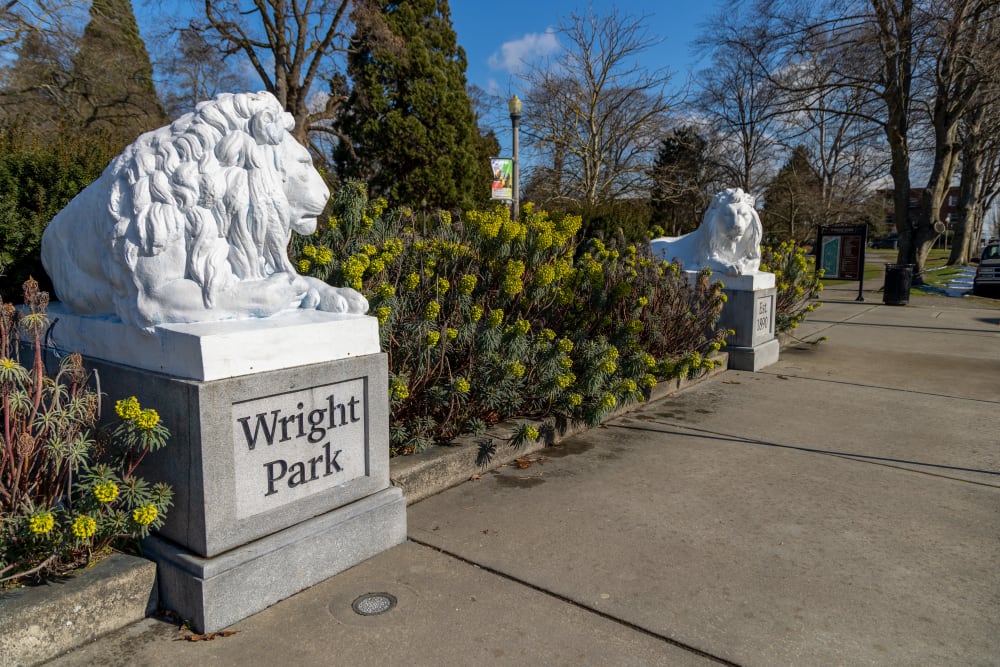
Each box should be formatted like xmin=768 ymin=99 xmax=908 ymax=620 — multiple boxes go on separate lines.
xmin=1 ymin=279 xmax=172 ymax=586
xmin=0 ymin=126 xmax=116 ymax=301
xmin=292 ymin=182 xmax=728 ymax=455
xmin=760 ymin=242 xmax=824 ymax=332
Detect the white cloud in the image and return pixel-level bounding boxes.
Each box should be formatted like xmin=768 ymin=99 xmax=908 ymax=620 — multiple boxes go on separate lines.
xmin=487 ymin=28 xmax=560 ymax=74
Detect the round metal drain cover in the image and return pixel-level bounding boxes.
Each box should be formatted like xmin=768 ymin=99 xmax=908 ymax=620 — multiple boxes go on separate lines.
xmin=352 ymin=592 xmax=397 ymax=616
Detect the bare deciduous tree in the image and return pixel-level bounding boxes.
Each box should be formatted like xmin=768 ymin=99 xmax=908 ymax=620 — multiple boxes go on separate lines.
xmin=693 ymin=13 xmax=783 ymax=194
xmin=199 ymin=0 xmax=396 ymax=146
xmin=519 ymin=7 xmax=674 ymax=209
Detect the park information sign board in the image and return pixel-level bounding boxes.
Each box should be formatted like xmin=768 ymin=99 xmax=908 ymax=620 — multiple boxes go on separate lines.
xmin=817 ymin=224 xmax=868 ymax=301
xmin=491 ymin=157 xmax=513 ymax=200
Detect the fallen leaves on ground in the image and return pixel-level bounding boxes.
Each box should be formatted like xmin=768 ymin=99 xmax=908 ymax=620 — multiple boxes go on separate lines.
xmin=178 ymin=630 xmax=239 ymax=642
xmin=513 ymin=456 xmax=548 ymax=469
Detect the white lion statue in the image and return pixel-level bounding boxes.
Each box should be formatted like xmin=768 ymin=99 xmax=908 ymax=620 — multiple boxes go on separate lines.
xmin=650 ymin=188 xmax=763 ymax=276
xmin=41 ymin=91 xmax=368 ymax=332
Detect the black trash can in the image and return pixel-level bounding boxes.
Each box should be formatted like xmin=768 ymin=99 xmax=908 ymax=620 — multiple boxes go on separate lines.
xmin=883 ymin=263 xmax=914 ymax=305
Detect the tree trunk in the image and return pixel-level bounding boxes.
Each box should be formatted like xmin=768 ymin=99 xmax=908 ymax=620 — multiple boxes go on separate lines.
xmin=948 ymin=135 xmax=983 ymax=265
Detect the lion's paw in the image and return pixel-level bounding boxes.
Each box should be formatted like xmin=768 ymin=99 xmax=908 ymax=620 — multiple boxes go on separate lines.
xmin=316 ymin=287 xmax=369 ymax=315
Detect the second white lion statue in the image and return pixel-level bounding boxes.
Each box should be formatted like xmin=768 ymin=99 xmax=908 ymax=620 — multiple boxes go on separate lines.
xmin=42 ymin=91 xmax=368 ymax=332
xmin=650 ymin=188 xmax=763 ymax=276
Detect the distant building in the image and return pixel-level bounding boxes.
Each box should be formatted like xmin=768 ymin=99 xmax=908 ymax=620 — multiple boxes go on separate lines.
xmin=882 ymin=186 xmax=962 ymax=233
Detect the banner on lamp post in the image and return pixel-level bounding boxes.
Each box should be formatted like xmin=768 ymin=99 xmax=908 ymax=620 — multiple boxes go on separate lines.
xmin=490 ymin=158 xmax=513 ymax=200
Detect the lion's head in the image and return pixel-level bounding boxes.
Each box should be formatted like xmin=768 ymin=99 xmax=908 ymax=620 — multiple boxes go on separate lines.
xmin=700 ymin=188 xmax=763 ymax=275
xmin=648 ymin=187 xmax=763 ymax=276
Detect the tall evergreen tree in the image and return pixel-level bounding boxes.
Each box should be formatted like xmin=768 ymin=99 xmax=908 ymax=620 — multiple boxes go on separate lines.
xmin=336 ymin=0 xmax=489 ymax=209
xmin=70 ymin=0 xmax=165 ymax=146
xmin=648 ymin=126 xmax=719 ymax=236
xmin=762 ymin=146 xmax=824 ymax=243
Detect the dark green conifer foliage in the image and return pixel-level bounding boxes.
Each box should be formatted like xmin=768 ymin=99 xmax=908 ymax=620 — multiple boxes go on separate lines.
xmin=70 ymin=0 xmax=165 ymax=147
xmin=649 ymin=127 xmax=716 ymax=236
xmin=337 ymin=0 xmax=490 ymax=209
xmin=763 ymin=145 xmax=824 ymax=243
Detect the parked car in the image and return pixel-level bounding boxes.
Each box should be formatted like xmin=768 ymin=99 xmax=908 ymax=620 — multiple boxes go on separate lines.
xmin=870 ymin=234 xmax=899 ymax=249
xmin=972 ymin=243 xmax=1000 ymax=297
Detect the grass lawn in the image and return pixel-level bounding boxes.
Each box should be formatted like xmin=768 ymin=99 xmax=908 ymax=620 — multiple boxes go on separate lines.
xmin=820 ymin=248 xmax=972 ymax=292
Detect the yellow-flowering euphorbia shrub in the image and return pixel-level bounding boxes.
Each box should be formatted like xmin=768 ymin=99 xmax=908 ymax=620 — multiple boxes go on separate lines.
xmin=292 ymin=183 xmax=727 ymax=456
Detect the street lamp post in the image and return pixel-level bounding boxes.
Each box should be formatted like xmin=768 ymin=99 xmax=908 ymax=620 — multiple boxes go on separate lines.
xmin=508 ymin=95 xmax=522 ymax=221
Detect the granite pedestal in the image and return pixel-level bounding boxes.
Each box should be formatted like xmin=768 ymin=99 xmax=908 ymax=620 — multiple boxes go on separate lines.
xmin=43 ymin=306 xmax=407 ymax=632
xmin=716 ymin=272 xmax=780 ymax=371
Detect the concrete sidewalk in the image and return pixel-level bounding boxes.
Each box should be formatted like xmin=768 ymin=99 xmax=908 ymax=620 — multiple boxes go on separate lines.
xmin=46 ymin=289 xmax=1000 ymax=666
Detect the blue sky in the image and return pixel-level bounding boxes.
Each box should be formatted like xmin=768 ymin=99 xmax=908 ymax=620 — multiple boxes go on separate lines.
xmin=450 ymin=1 xmax=722 ymax=97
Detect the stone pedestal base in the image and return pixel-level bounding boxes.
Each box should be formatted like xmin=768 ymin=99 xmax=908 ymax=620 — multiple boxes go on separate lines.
xmin=715 ymin=272 xmax=779 ymax=372
xmin=144 ymin=487 xmax=406 ymax=633
xmin=39 ymin=307 xmax=405 ymax=632
xmin=725 ymin=336 xmax=780 ymax=372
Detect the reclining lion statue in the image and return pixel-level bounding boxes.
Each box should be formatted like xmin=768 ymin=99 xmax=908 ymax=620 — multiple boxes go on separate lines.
xmin=42 ymin=91 xmax=368 ymax=332
xmin=650 ymin=188 xmax=763 ymax=276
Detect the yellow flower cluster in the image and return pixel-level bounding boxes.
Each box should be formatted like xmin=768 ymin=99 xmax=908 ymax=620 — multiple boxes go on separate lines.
xmin=72 ymin=515 xmax=97 ymax=539
xmin=557 ymin=338 xmax=573 ymax=354
xmin=425 ymin=300 xmax=441 ymax=320
xmin=115 ymin=396 xmax=142 ymax=421
xmin=533 ymin=264 xmax=555 ymax=288
xmin=600 ymin=393 xmax=617 ymax=410
xmin=369 ymin=197 xmax=388 ymax=218
xmin=469 ymin=305 xmax=484 ymax=322
xmin=466 ymin=207 xmax=527 ymax=244
xmin=404 ymin=272 xmax=420 ymax=290
xmin=425 ymin=331 xmax=440 ymax=348
xmin=488 ymin=308 xmax=504 ymax=328
xmin=502 ymin=260 xmax=525 ymax=295
xmin=437 ymin=278 xmax=450 ymax=294
xmin=342 ymin=254 xmax=369 ymax=290
xmin=135 ymin=408 xmax=160 ymax=431
xmin=507 ymin=361 xmax=526 ymax=377
xmin=375 ymin=306 xmax=391 ymax=325
xmin=446 ymin=328 xmax=459 ymax=341
xmin=567 ymin=393 xmax=583 ymax=406
xmin=390 ymin=378 xmax=410 ymax=400
xmin=454 ymin=377 xmax=471 ymax=394
xmin=459 ymin=274 xmax=477 ymax=295
xmin=555 ymin=373 xmax=575 ymax=388
xmin=94 ymin=481 xmax=119 ymax=503
xmin=619 ymin=379 xmax=638 ymax=394
xmin=29 ymin=512 xmax=55 ymax=535
xmin=375 ymin=283 xmax=395 ymax=300
xmin=510 ymin=319 xmax=530 ymax=336
xmin=524 ymin=426 xmax=540 ymax=440
xmin=302 ymin=244 xmax=333 ymax=266
xmin=132 ymin=504 xmax=158 ymax=526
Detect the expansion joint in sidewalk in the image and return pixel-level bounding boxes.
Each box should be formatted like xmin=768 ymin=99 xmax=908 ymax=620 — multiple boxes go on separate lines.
xmin=408 ymin=537 xmax=744 ymax=667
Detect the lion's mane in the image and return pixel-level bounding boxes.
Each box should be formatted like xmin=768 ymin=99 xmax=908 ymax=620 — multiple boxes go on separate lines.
xmin=44 ymin=91 xmax=310 ymax=330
